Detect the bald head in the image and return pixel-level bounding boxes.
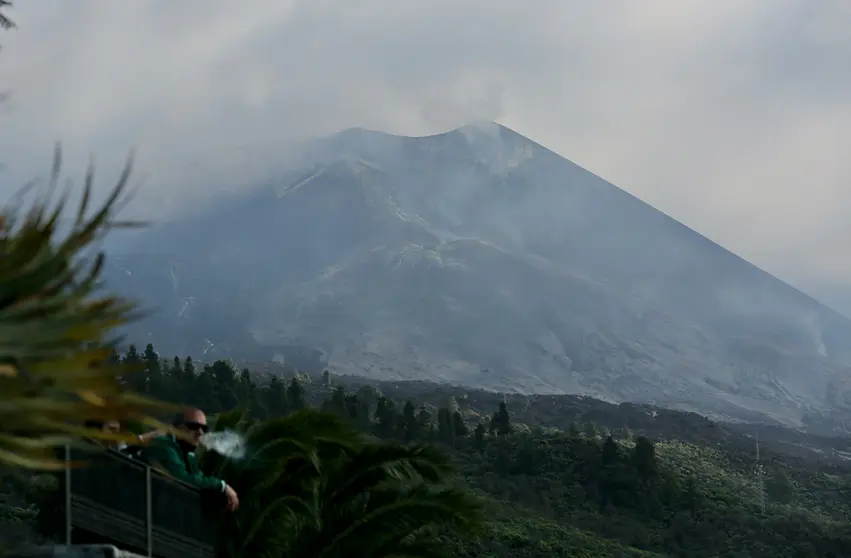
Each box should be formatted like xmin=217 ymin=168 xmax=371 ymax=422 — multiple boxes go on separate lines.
xmin=174 ymin=407 xmax=208 ymax=447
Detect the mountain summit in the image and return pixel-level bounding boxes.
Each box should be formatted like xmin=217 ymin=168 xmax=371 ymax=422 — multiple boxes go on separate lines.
xmin=107 ymin=122 xmax=851 ymax=427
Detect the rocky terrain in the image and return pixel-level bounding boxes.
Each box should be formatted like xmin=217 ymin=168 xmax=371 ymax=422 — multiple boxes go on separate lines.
xmin=105 ymin=122 xmax=851 ymax=428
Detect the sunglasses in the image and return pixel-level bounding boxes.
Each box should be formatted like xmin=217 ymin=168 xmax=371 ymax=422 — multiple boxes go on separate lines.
xmin=184 ymin=421 xmax=209 ymax=433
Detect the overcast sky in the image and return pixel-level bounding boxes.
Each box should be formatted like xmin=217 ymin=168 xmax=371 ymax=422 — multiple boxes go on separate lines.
xmin=1 ymin=0 xmax=849 ymax=295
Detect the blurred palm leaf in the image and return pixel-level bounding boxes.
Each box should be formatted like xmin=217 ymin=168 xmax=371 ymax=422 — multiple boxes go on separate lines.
xmin=0 ymin=1 xmax=14 ymax=33
xmin=0 ymin=147 xmax=172 ymax=469
xmin=199 ymin=409 xmax=359 ymax=558
xmin=200 ymin=408 xmax=481 ymax=558
xmin=289 ymin=442 xmax=481 ymax=558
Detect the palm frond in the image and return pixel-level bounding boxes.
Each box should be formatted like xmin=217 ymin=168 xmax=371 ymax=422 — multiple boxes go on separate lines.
xmin=202 ymin=410 xmax=358 ymax=558
xmin=240 ymin=493 xmax=313 ymax=548
xmin=275 ymin=441 xmax=481 ymax=558
xmin=212 ymin=407 xmax=249 ymax=432
xmin=315 ymin=485 xmax=481 ymax=558
xmin=323 ymin=443 xmax=452 ymax=511
xmin=249 ymin=409 xmax=359 ymax=450
xmin=0 ymin=149 xmax=170 ymax=469
xmin=202 ymin=409 xmax=479 ymax=558
xmin=0 ymin=1 xmax=15 ymax=32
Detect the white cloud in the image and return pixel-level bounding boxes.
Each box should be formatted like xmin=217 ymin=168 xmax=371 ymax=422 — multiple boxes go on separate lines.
xmin=0 ymin=0 xmax=849 ymax=293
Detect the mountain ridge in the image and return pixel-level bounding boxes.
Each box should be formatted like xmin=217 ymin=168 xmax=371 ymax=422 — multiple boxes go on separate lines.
xmin=105 ymin=122 xmax=851 ymax=428
xmin=331 ymin=122 xmax=839 ymax=318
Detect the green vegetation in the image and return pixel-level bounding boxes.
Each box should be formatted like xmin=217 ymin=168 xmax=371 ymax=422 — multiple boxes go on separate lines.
xmin=200 ymin=408 xmax=481 ymax=558
xmin=5 ymin=348 xmax=851 ymax=556
xmin=0 ymin=152 xmax=171 ymax=470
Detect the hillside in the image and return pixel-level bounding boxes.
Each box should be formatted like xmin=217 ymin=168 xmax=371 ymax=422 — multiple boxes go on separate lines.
xmin=104 ymin=122 xmax=851 ymax=427
xmin=6 ymin=350 xmax=851 ymax=557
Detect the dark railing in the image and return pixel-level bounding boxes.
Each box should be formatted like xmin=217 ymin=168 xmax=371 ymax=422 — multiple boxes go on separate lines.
xmin=60 ymin=446 xmax=217 ymax=558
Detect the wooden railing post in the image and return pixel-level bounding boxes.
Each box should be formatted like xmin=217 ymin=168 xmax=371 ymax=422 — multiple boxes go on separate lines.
xmin=146 ymin=465 xmax=153 ymax=557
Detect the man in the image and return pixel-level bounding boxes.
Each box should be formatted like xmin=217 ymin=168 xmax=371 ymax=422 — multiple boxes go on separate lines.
xmin=141 ymin=407 xmax=239 ymax=512
xmin=83 ymin=419 xmax=121 ymax=438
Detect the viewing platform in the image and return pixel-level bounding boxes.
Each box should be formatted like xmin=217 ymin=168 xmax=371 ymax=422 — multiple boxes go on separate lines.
xmin=34 ymin=447 xmax=218 ymax=558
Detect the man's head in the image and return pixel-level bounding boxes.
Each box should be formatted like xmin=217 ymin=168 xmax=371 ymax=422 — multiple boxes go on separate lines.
xmin=84 ymin=419 xmax=121 ymax=434
xmin=173 ymin=407 xmax=208 ymax=447
xmin=82 ymin=419 xmax=121 ymax=448
xmin=103 ymin=419 xmax=121 ymax=434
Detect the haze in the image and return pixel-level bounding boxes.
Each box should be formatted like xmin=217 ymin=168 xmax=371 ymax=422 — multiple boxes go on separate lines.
xmin=1 ymin=0 xmax=849 ymax=307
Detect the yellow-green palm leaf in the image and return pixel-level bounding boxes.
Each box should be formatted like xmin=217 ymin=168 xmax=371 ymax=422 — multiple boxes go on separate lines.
xmin=0 ymin=148 xmax=172 ymax=469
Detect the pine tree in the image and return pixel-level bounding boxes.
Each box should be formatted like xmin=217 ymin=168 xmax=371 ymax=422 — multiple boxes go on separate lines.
xmin=344 ymin=393 xmax=364 ymax=423
xmin=142 ymin=343 xmax=161 ymax=395
xmin=323 ymin=386 xmax=347 ymax=418
xmin=601 ymin=435 xmax=620 ymax=466
xmin=490 ymin=402 xmax=511 ymax=436
xmin=287 ymin=377 xmax=306 ymax=410
xmin=374 ymin=396 xmax=398 ymax=438
xmin=631 ymin=436 xmax=659 ymax=483
xmin=265 ymin=376 xmax=288 ymax=417
xmin=108 ymin=348 xmax=123 ymax=385
xmin=766 ymin=468 xmax=795 ymax=504
xmin=195 ymin=367 xmax=219 ymax=412
xmin=126 ymin=343 xmax=149 ymax=393
xmin=473 ymin=422 xmax=486 ymax=450
xmin=238 ymin=367 xmax=256 ymax=414
xmin=631 ymin=436 xmax=662 ymax=516
xmin=568 ymin=422 xmax=581 ymax=438
xmin=446 ymin=395 xmax=460 ymax=414
xmin=183 ymin=356 xmax=196 ymax=377
xmin=401 ymin=400 xmax=418 ymax=442
xmin=437 ymin=408 xmax=453 ymax=443
xmin=355 ymin=385 xmax=378 ymax=410
xmin=682 ymin=475 xmax=702 ymax=516
xmin=452 ymin=411 xmax=468 ymax=437
xmin=598 ymin=435 xmax=625 ymax=508
xmin=210 ymin=360 xmax=236 ymax=385
xmin=416 ymin=406 xmax=434 ymax=441
xmin=142 ymin=344 xmax=158 ymax=365
xmin=121 ymin=344 xmax=144 ymax=392
xmin=210 ymin=360 xmax=239 ymax=410
xmin=180 ymin=356 xmax=196 ymax=402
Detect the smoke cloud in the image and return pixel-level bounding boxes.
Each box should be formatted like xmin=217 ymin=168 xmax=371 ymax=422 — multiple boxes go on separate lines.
xmin=200 ymin=430 xmax=247 ymax=460
xmin=1 ymin=0 xmax=850 ymax=300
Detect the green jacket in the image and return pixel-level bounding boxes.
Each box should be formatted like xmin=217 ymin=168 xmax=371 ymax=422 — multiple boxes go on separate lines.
xmin=141 ymin=434 xmax=226 ymax=492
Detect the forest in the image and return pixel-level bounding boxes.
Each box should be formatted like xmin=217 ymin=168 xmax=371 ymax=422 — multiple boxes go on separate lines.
xmin=4 ymin=344 xmax=851 ymax=557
